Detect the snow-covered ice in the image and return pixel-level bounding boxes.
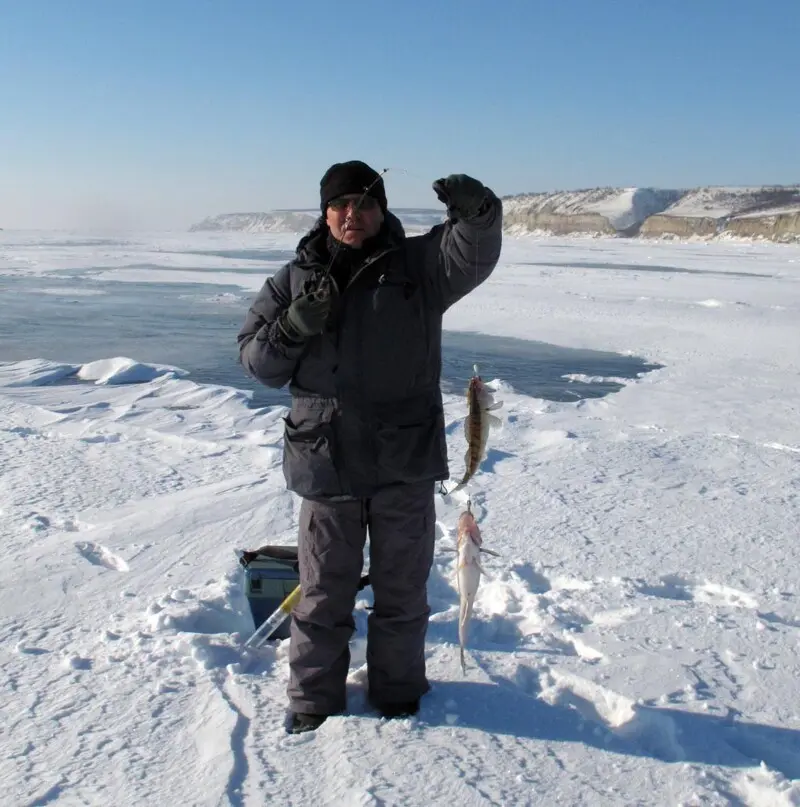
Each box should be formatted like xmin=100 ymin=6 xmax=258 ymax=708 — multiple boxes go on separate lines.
xmin=1 ymin=228 xmax=799 ymax=806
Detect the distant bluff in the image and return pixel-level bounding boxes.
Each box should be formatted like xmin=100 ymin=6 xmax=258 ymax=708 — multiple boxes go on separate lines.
xmin=502 ymin=188 xmax=684 ymax=237
xmin=503 ymin=185 xmax=800 ymax=242
xmin=191 ymin=186 xmax=800 ymax=243
xmin=637 ymin=186 xmax=800 ymax=241
xmin=189 ymin=211 xmax=319 ymax=234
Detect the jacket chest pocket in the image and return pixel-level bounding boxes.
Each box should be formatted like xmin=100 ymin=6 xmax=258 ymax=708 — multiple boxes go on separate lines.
xmin=362 ymin=274 xmax=429 ymax=397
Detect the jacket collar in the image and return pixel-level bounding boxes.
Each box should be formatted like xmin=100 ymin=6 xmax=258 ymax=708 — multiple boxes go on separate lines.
xmin=293 ymin=211 xmax=406 ymax=269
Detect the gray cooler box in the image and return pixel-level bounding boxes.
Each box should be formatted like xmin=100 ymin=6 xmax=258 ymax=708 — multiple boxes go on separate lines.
xmin=239 ymin=545 xmax=300 ymax=641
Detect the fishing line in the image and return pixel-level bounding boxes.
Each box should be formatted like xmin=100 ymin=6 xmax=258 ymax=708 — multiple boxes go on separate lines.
xmin=382 ymin=165 xmax=432 ymax=183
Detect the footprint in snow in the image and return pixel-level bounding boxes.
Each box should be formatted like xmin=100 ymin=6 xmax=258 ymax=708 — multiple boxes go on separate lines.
xmin=4 ymin=426 xmax=41 ymax=438
xmin=27 ymin=513 xmax=51 ymax=532
xmin=757 ymin=611 xmax=800 ymax=629
xmin=75 ymin=541 xmax=130 ymax=572
xmin=635 ymin=574 xmax=694 ymax=602
xmin=589 ymin=606 xmax=641 ymax=628
xmin=61 ymin=655 xmax=93 ymax=671
xmin=509 ymin=562 xmax=552 ymax=594
xmin=636 ymin=574 xmax=757 ymax=609
xmin=694 ymin=582 xmax=758 ymax=610
xmin=14 ymin=644 xmax=50 ymax=656
xmin=79 ymin=433 xmax=123 ymax=444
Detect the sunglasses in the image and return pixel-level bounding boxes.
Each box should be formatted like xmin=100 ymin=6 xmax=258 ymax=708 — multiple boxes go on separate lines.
xmin=328 ymin=195 xmax=380 ymax=212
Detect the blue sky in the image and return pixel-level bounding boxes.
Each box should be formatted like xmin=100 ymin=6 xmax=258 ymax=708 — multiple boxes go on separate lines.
xmin=1 ymin=0 xmax=798 ymax=229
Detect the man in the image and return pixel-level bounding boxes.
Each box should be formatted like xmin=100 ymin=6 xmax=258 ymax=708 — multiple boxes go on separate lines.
xmin=237 ymin=160 xmax=502 ymax=734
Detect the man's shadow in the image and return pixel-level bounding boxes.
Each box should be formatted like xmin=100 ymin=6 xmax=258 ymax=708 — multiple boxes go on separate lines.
xmin=418 ymin=567 xmax=800 ymax=780
xmin=419 ymin=668 xmax=800 ymax=780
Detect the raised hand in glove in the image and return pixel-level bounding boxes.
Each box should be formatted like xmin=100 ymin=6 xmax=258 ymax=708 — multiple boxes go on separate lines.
xmin=432 ymin=174 xmax=489 ymax=220
xmin=278 ymin=286 xmax=332 ymax=343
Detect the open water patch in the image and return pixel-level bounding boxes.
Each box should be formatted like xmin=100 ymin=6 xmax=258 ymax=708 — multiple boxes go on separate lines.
xmin=242 ymin=331 xmax=660 ymax=407
xmin=0 ymin=273 xmax=660 ymax=409
xmin=516 ymin=260 xmax=773 ymax=279
xmin=115 ymin=261 xmax=279 ymax=276
xmin=163 ymin=248 xmax=296 ymax=263
xmin=9 ymin=238 xmax=133 ymax=249
xmin=440 ymin=331 xmax=661 ymax=402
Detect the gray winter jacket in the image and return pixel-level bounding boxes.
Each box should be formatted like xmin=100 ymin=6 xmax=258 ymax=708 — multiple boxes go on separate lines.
xmin=237 ymin=195 xmax=503 ymax=499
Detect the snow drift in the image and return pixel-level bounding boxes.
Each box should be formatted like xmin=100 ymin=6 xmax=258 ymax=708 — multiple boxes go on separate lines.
xmin=3 ymin=357 xmax=187 ymax=387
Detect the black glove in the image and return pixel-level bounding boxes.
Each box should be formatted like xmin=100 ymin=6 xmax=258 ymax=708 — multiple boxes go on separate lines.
xmin=278 ymin=287 xmax=332 ymax=342
xmin=432 ymin=174 xmax=489 ymax=220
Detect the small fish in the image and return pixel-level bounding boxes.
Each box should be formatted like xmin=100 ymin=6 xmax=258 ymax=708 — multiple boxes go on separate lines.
xmin=455 ymin=365 xmax=503 ymax=491
xmin=456 ymin=506 xmax=499 ymax=674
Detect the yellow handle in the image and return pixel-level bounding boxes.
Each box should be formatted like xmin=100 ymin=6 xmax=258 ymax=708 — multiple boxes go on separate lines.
xmin=281 ymin=584 xmax=302 ymax=613
xmin=244 ymin=583 xmax=303 ymax=648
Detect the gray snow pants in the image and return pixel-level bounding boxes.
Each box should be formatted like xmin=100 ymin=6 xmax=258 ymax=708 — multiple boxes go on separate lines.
xmin=287 ymin=480 xmax=436 ymax=715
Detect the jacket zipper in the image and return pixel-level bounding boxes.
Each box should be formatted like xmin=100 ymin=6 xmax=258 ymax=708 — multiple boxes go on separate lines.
xmin=345 ymin=245 xmax=399 ymax=291
xmin=348 ymin=245 xmax=400 ymax=493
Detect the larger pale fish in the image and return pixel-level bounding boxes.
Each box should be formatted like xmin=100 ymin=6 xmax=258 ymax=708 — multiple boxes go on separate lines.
xmin=455 ymin=365 xmax=503 ymax=491
xmin=456 ymin=506 xmax=498 ymax=674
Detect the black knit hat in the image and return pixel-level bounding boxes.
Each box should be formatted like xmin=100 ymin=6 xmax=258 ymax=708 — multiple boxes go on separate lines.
xmin=319 ymin=160 xmax=387 ymax=213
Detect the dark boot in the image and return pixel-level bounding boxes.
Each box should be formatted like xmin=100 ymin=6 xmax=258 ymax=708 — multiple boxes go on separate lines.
xmin=288 ymin=712 xmax=329 ymax=734
xmin=370 ymin=697 xmax=420 ymax=719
